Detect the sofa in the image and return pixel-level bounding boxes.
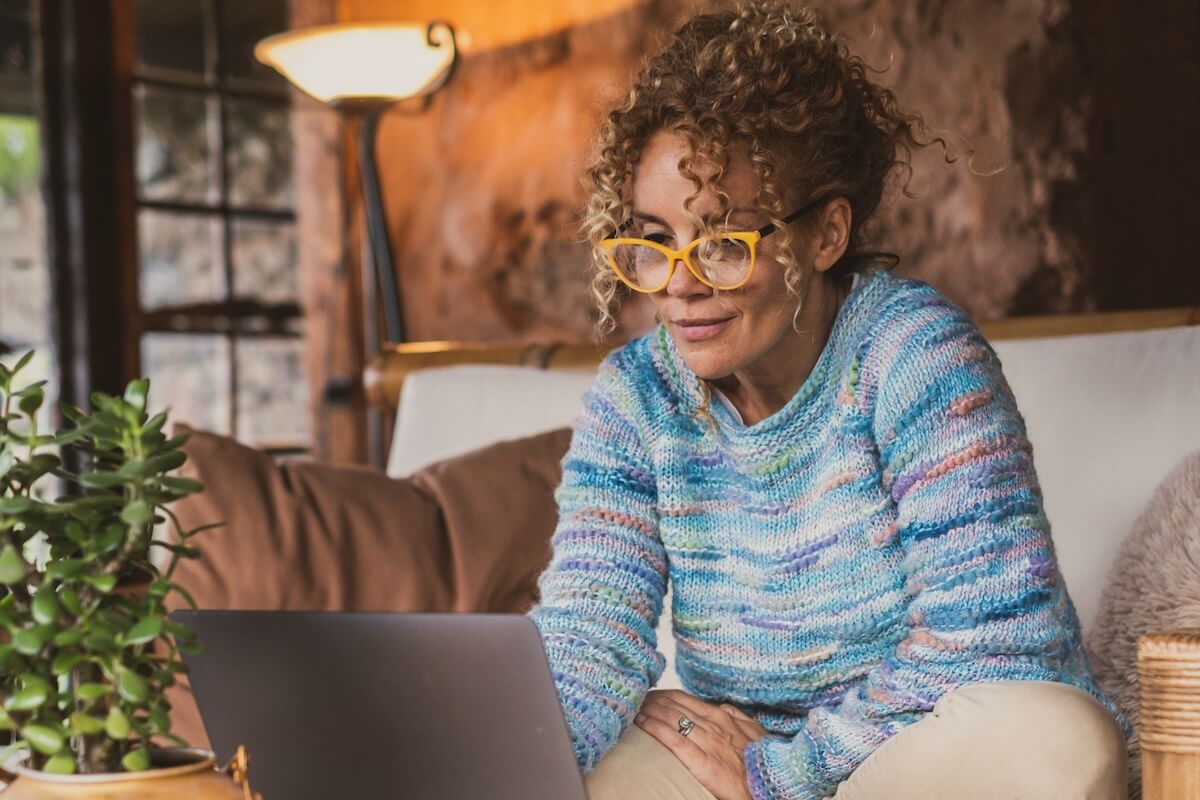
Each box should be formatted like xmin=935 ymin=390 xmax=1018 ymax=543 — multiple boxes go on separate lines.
xmin=164 ymin=307 xmax=1200 ymax=796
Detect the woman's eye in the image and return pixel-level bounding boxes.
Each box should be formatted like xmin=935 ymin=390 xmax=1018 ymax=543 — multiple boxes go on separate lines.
xmin=643 ymin=232 xmax=672 ymax=246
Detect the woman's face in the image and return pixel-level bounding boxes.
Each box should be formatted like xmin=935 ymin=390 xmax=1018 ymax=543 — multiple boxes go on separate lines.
xmin=630 ymin=130 xmax=828 ymax=383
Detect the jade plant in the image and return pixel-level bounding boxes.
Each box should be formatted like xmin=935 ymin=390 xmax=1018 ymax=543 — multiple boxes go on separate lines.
xmin=0 ymin=351 xmax=210 ymax=774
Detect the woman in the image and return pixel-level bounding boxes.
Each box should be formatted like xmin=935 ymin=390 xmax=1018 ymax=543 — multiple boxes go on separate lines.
xmin=528 ymin=4 xmax=1130 ymax=799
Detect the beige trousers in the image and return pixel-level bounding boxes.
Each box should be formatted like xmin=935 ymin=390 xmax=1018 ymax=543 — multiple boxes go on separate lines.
xmin=585 ymin=680 xmax=1129 ymax=800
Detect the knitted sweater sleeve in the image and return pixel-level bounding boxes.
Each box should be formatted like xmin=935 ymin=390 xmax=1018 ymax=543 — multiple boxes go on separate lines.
xmin=743 ymin=289 xmax=1077 ymax=799
xmin=527 ymin=350 xmax=668 ymax=772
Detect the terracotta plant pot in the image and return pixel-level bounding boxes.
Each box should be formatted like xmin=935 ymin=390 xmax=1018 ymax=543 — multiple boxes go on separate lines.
xmin=0 ymin=748 xmax=257 ymax=799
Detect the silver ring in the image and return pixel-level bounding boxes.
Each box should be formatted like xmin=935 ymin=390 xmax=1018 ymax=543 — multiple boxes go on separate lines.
xmin=677 ymin=715 xmax=695 ymax=737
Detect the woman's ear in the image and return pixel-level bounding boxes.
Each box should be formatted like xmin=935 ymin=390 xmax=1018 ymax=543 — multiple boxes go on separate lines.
xmin=811 ymin=197 xmax=852 ymax=273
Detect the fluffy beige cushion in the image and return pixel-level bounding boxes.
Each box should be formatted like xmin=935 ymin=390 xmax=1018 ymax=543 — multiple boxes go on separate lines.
xmin=1086 ymin=449 xmax=1200 ymax=799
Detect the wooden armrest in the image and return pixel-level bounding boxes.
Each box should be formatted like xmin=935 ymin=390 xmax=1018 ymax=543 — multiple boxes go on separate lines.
xmin=1138 ymin=629 xmax=1200 ymax=799
xmin=363 ymin=340 xmax=614 ymax=412
xmin=361 ymin=306 xmax=1200 ymax=413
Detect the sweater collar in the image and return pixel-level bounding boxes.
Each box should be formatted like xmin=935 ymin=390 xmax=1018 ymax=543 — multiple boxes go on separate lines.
xmin=653 ymin=268 xmax=885 ymax=437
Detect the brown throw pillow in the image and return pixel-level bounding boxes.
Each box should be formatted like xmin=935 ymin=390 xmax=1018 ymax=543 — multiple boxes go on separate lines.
xmin=162 ymin=424 xmax=571 ymax=749
xmin=1086 ymin=449 xmax=1200 ymax=800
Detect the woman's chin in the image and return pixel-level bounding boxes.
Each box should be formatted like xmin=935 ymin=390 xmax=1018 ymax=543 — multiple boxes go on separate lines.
xmin=675 ymin=343 xmax=735 ymax=382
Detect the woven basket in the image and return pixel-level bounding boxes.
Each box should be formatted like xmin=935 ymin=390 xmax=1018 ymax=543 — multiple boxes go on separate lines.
xmin=1139 ymin=629 xmax=1200 ymax=799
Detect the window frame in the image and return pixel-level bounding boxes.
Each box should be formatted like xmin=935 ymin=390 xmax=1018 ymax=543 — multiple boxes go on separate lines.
xmin=130 ymin=0 xmax=304 ymax=452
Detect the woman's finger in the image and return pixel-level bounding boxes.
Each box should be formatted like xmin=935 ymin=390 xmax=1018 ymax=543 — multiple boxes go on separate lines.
xmin=721 ymin=702 xmax=755 ymax=723
xmin=635 ymin=704 xmax=710 ymax=759
xmin=656 ymin=689 xmax=726 ymax=723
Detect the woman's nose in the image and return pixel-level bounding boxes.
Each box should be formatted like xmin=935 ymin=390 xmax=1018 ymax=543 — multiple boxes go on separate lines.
xmin=664 ymin=256 xmax=712 ymax=299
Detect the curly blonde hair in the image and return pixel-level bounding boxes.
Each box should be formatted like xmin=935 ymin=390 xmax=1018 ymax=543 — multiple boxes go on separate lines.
xmin=583 ymin=1 xmax=953 ymax=336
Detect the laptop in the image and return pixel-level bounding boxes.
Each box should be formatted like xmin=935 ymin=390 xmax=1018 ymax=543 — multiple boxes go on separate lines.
xmin=172 ymin=611 xmax=588 ymax=800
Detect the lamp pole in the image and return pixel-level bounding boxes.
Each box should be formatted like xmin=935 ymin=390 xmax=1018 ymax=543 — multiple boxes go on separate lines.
xmin=357 ymin=102 xmax=405 ymax=344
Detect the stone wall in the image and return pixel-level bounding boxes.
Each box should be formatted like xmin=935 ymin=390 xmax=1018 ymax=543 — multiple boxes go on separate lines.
xmin=314 ymin=0 xmax=1196 ymax=343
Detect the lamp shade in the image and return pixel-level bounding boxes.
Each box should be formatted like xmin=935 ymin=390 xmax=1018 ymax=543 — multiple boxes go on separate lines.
xmin=254 ymin=22 xmax=457 ymax=105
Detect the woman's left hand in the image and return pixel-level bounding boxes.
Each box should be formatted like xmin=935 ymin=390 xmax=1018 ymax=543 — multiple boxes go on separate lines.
xmin=635 ymin=689 xmax=770 ymax=800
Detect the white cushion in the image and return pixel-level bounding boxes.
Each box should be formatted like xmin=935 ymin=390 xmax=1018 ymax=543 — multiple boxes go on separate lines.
xmin=387 ymin=365 xmax=595 ymax=478
xmin=992 ymin=325 xmax=1200 ymax=634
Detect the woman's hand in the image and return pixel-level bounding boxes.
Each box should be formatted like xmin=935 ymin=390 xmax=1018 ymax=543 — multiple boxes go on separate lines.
xmin=635 ymin=689 xmax=770 ymax=800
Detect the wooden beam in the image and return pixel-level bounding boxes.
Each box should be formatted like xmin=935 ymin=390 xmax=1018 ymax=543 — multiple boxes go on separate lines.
xmin=978 ymin=306 xmax=1200 ymax=341
xmin=37 ymin=0 xmax=138 ymax=417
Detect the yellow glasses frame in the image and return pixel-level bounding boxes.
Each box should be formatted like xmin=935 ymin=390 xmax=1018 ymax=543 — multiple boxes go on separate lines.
xmin=598 ymin=196 xmax=826 ymax=294
xmin=599 ymin=231 xmax=762 ymax=293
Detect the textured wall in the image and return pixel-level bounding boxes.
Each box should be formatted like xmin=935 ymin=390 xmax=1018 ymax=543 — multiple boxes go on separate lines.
xmin=315 ymin=0 xmax=1197 ymax=343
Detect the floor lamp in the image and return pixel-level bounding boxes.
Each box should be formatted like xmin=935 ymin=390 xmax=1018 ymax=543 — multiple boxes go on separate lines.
xmin=256 ymin=22 xmax=458 ymax=347
xmin=256 ymin=22 xmax=457 ymax=465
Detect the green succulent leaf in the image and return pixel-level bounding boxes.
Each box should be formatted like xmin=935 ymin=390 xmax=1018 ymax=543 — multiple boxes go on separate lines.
xmin=31 ymin=589 xmax=60 ymax=625
xmin=44 ymin=558 xmax=85 ymax=581
xmin=0 ymin=544 xmax=26 ymax=584
xmin=91 ymin=524 xmax=124 ymax=556
xmin=0 ymin=496 xmax=34 ymax=515
xmin=52 ymin=426 xmax=89 ymax=446
xmin=148 ymin=706 xmax=170 ymax=733
xmin=75 ymin=682 xmax=109 ymax=702
xmin=142 ymin=411 xmax=167 ymax=436
xmin=5 ymin=684 xmax=48 ymax=712
xmin=123 ymin=617 xmax=163 ymax=646
xmin=12 ymin=349 xmax=34 ymax=373
xmin=116 ymin=666 xmax=149 ymax=703
xmin=120 ymin=500 xmax=154 ymax=527
xmin=105 ymin=706 xmax=130 ymax=739
xmin=52 ymin=628 xmax=86 ymax=647
xmin=22 ymin=724 xmax=65 ymax=756
xmin=79 ymin=471 xmax=127 ymax=488
xmin=69 ymin=711 xmax=106 ymax=735
xmin=159 ymin=476 xmax=203 ymax=494
xmin=51 ymin=652 xmax=82 ymax=675
xmin=44 ymin=752 xmax=76 ymax=774
xmin=86 ymin=573 xmax=118 ymax=594
xmin=0 ymin=708 xmax=13 ymax=730
xmin=17 ymin=386 xmax=43 ymax=416
xmin=12 ymin=627 xmax=49 ymax=656
xmin=146 ymin=450 xmax=187 ymax=474
xmin=123 ymin=378 xmax=150 ymax=413
xmin=121 ymin=747 xmax=151 ymax=772
xmin=58 ymin=587 xmax=82 ymax=616
xmin=116 ymin=459 xmax=150 ymax=479
xmin=82 ymin=628 xmax=118 ymax=654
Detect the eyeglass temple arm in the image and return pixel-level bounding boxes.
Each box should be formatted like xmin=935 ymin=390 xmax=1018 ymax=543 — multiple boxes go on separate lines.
xmin=755 ymin=196 xmax=828 ymax=237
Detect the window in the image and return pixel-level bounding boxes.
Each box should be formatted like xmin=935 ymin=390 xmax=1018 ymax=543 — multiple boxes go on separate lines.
xmin=131 ymin=0 xmax=308 ymax=453
xmin=0 ymin=0 xmax=53 ymax=434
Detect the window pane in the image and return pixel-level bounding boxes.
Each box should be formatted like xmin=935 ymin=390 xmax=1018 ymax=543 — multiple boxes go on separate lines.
xmin=135 ymin=85 xmax=215 ymax=203
xmin=231 ymin=218 xmax=297 ymax=304
xmin=138 ymin=209 xmax=225 ymax=309
xmin=141 ymin=333 xmax=231 ymax=434
xmin=0 ymin=0 xmax=53 ymax=439
xmin=234 ymin=336 xmax=308 ymax=448
xmin=135 ymin=0 xmax=207 ymax=76
xmin=218 ymin=0 xmax=288 ymax=85
xmin=0 ymin=114 xmax=45 ymax=345
xmin=225 ymin=98 xmax=293 ymax=209
xmin=0 ymin=1 xmax=35 ymax=114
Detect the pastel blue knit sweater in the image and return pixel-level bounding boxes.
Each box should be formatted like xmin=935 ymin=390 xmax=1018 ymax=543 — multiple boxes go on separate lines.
xmin=528 ymin=268 xmax=1124 ymax=799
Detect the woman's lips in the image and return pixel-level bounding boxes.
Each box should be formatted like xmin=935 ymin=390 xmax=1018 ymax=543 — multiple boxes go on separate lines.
xmin=674 ymin=317 xmax=733 ymax=342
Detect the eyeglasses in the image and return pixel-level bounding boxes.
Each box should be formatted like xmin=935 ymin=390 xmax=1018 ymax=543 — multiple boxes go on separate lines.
xmin=598 ymin=196 xmax=826 ymax=293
